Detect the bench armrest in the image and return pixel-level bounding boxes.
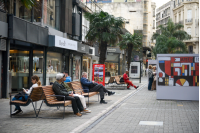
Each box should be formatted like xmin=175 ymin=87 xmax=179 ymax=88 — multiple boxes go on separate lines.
xmin=74 ymin=90 xmax=82 ymax=95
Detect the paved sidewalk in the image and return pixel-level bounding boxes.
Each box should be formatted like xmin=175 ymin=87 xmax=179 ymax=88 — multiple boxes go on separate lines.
xmin=0 ymin=79 xmax=144 ymax=133
xmin=87 ymin=85 xmax=199 ymax=133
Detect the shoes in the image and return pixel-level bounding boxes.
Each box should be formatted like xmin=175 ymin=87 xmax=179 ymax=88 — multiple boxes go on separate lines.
xmin=108 ymin=91 xmax=115 ymax=96
xmin=75 ymin=113 xmax=82 ymax=117
xmin=135 ymin=86 xmax=139 ymax=89
xmin=100 ymin=100 xmax=107 ymax=104
xmin=82 ymin=109 xmax=91 ymax=113
xmin=11 ymin=109 xmax=23 ymax=115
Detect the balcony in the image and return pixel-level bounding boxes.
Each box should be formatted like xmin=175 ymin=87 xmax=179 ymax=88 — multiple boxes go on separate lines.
xmin=185 ymin=19 xmax=193 ymax=24
xmin=156 ymin=17 xmax=160 ymax=20
xmin=152 ymin=27 xmax=155 ymax=29
xmin=176 ymin=21 xmax=183 ymax=25
xmin=196 ymin=19 xmax=199 ymax=26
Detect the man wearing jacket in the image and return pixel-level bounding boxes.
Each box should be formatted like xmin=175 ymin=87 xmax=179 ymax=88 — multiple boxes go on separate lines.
xmin=53 ymin=73 xmax=87 ymax=117
xmin=81 ymin=72 xmax=115 ymax=104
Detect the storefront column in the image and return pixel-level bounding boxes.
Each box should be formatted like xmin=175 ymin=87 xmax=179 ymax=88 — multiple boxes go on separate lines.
xmin=118 ymin=54 xmax=120 ymax=75
xmin=2 ymin=39 xmax=10 ymax=98
xmin=43 ymin=47 xmax=47 ymax=85
xmin=29 ymin=50 xmax=33 ymax=87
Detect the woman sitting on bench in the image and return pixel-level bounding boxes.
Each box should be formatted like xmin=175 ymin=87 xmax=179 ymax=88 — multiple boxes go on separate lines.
xmin=11 ymin=75 xmax=41 ymax=115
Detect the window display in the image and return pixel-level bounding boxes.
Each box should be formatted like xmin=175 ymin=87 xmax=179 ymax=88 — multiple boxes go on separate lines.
xmin=46 ymin=52 xmax=63 ymax=85
xmin=105 ymin=62 xmax=118 ymax=76
xmin=73 ymin=56 xmax=81 ymax=81
xmin=9 ymin=50 xmax=30 ymax=91
xmin=33 ymin=50 xmax=43 ymax=85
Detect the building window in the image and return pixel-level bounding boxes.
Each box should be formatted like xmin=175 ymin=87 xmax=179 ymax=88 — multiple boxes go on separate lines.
xmin=43 ymin=0 xmax=60 ymax=30
xmin=187 ymin=27 xmax=191 ymax=35
xmin=189 ymin=46 xmax=193 ymax=53
xmin=187 ymin=10 xmax=192 ymax=22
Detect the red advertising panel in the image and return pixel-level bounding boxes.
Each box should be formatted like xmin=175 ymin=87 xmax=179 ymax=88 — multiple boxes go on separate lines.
xmin=92 ymin=64 xmax=105 ymax=86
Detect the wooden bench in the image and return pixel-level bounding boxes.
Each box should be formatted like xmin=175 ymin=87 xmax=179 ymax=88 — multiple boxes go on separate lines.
xmin=9 ymin=87 xmax=44 ymax=118
xmin=70 ymin=81 xmax=99 ymax=107
xmin=37 ymin=85 xmax=72 ymax=119
xmin=114 ymin=76 xmax=127 ymax=89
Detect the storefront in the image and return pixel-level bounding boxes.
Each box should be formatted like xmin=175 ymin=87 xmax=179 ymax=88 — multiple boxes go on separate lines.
xmin=48 ymin=35 xmax=77 ymax=83
xmin=105 ymin=47 xmax=122 ymax=77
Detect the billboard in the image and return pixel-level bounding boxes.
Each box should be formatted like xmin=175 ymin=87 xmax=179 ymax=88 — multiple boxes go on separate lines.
xmin=92 ymin=64 xmax=105 ymax=86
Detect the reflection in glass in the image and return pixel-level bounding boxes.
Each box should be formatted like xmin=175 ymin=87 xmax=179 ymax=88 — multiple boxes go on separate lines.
xmin=105 ymin=62 xmax=118 ymax=77
xmin=33 ymin=50 xmax=43 ymax=85
xmin=73 ymin=56 xmax=81 ymax=81
xmin=9 ymin=50 xmax=29 ymax=92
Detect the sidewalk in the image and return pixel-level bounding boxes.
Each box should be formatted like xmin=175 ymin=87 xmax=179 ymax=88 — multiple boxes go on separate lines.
xmin=87 ymin=84 xmax=199 ymax=133
xmin=0 ymin=79 xmax=144 ymax=133
xmin=0 ymin=77 xmax=198 ymax=133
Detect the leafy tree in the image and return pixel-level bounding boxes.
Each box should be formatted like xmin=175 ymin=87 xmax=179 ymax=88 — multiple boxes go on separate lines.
xmin=152 ymin=19 xmax=191 ymax=56
xmin=118 ymin=32 xmax=142 ymax=71
xmin=84 ymin=11 xmax=124 ymax=64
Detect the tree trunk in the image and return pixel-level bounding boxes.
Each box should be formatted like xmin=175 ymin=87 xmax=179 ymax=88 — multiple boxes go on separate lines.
xmin=127 ymin=44 xmax=133 ymax=71
xmin=99 ymin=41 xmax=107 ymax=64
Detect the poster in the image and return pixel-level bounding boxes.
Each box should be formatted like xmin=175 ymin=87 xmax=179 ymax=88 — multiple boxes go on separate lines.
xmin=129 ymin=62 xmax=140 ymax=78
xmin=92 ymin=64 xmax=105 ymax=86
xmin=157 ymin=56 xmax=199 ymax=86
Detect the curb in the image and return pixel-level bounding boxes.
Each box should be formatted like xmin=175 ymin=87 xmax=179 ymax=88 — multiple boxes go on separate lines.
xmin=70 ymin=83 xmax=147 ymax=133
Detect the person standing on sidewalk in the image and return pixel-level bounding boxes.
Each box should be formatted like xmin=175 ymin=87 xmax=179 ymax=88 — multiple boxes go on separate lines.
xmin=123 ymin=71 xmax=139 ymax=89
xmin=148 ymin=65 xmax=154 ymax=91
xmin=81 ymin=72 xmax=115 ymax=104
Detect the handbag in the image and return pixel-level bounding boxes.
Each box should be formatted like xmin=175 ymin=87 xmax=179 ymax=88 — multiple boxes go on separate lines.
xmin=14 ymin=91 xmax=27 ymax=101
xmin=154 ymin=75 xmax=157 ymax=81
xmin=120 ymin=77 xmax=124 ymax=82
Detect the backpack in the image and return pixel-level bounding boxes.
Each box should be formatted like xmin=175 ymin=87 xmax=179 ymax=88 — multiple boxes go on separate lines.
xmin=120 ymin=77 xmax=124 ymax=82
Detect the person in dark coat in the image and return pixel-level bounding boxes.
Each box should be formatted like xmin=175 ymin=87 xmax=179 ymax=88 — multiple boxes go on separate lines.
xmin=52 ymin=73 xmax=86 ymax=117
xmin=81 ymin=72 xmax=115 ymax=104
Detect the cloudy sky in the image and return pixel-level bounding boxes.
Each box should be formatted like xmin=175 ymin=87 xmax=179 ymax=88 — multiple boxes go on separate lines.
xmin=152 ymin=0 xmax=171 ymax=9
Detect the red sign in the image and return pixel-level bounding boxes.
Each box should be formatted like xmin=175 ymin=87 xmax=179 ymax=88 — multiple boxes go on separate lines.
xmin=92 ymin=64 xmax=105 ymax=86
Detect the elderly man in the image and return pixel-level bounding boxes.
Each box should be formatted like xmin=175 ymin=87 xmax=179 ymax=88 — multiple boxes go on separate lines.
xmin=123 ymin=71 xmax=139 ymax=89
xmin=81 ymin=72 xmax=115 ymax=104
xmin=61 ymin=72 xmax=91 ymax=113
xmin=53 ymin=73 xmax=87 ymax=117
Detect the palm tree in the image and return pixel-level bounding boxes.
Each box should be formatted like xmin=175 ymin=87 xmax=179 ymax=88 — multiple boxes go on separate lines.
xmin=152 ymin=19 xmax=191 ymax=56
xmin=2 ymin=0 xmax=34 ymax=12
xmin=118 ymin=32 xmax=142 ymax=71
xmin=84 ymin=11 xmax=124 ymax=64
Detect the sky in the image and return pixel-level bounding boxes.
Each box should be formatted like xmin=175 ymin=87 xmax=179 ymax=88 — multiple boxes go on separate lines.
xmin=152 ymin=0 xmax=171 ymax=9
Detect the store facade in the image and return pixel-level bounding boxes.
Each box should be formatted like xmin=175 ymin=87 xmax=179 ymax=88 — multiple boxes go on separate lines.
xmin=105 ymin=47 xmax=123 ymax=77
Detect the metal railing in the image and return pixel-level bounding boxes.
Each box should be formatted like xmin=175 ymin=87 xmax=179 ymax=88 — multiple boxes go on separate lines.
xmin=156 ymin=1 xmax=171 ymax=12
xmin=185 ymin=19 xmax=193 ymax=23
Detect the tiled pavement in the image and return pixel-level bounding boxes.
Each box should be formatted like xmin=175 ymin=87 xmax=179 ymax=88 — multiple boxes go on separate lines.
xmin=0 ymin=77 xmax=198 ymax=133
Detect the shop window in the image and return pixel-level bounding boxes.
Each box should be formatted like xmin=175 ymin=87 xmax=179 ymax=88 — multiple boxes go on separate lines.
xmin=73 ymin=56 xmax=81 ymax=81
xmin=46 ymin=52 xmax=63 ymax=85
xmin=9 ymin=50 xmax=30 ymax=92
xmin=33 ymin=50 xmax=43 ymax=85
xmin=105 ymin=62 xmax=118 ymax=77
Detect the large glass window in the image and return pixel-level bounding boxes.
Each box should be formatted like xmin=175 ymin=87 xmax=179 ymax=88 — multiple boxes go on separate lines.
xmin=82 ymin=56 xmax=91 ymax=80
xmin=46 ymin=52 xmax=63 ymax=85
xmin=73 ymin=56 xmax=81 ymax=81
xmin=33 ymin=50 xmax=43 ymax=85
xmin=9 ymin=50 xmax=29 ymax=92
xmin=105 ymin=62 xmax=118 ymax=77
xmin=43 ymin=0 xmax=60 ymax=30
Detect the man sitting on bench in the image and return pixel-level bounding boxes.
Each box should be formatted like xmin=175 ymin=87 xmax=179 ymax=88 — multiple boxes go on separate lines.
xmin=52 ymin=73 xmax=88 ymax=117
xmin=81 ymin=72 xmax=115 ymax=104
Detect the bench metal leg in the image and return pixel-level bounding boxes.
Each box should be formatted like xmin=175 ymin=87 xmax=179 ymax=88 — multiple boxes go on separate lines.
xmin=63 ymin=106 xmax=65 ymax=119
xmin=37 ymin=100 xmax=44 ymax=117
xmin=31 ymin=102 xmax=38 ymax=118
xmin=88 ymin=97 xmax=89 ymax=107
xmin=10 ymin=103 xmax=12 ymax=118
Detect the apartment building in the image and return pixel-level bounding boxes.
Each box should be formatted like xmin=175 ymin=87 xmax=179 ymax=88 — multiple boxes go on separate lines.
xmin=156 ymin=0 xmax=174 ymax=33
xmin=173 ymin=0 xmax=199 ymax=54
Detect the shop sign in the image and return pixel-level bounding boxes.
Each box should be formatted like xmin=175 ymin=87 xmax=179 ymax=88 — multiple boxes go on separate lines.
xmin=49 ymin=35 xmax=77 ymax=50
xmin=107 ymin=47 xmax=121 ymax=54
xmin=78 ymin=43 xmax=89 ymax=54
xmin=92 ymin=64 xmax=105 ymax=86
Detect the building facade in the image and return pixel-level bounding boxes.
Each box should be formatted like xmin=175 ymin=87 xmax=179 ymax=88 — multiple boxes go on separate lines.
xmin=172 ymin=0 xmax=199 ymax=54
xmin=0 ymin=0 xmax=99 ymax=98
